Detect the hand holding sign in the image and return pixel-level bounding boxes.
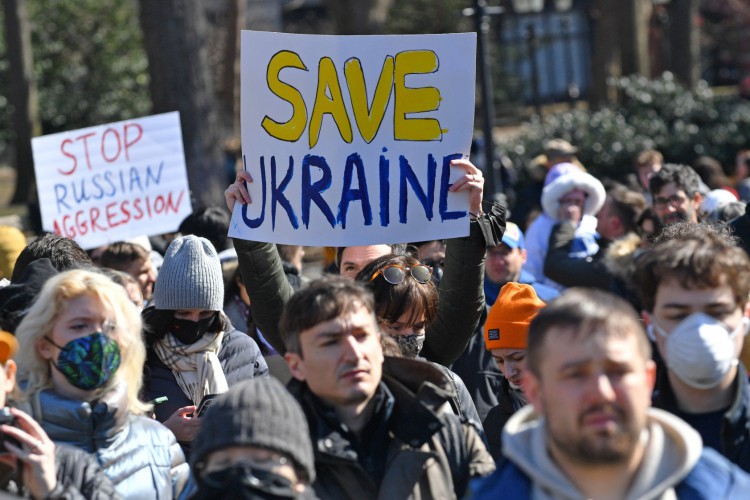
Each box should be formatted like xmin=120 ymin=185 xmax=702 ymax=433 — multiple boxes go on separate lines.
xmin=448 ymin=159 xmax=484 ymax=216
xmin=225 ymin=170 xmax=254 ymax=213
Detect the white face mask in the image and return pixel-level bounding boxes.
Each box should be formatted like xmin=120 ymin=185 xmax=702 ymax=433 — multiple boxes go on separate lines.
xmin=651 ymin=312 xmax=749 ymax=389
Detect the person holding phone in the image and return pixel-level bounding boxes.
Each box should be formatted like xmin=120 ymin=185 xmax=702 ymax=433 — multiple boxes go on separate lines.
xmin=12 ymin=270 xmax=189 ymax=499
xmin=141 ymin=235 xmax=268 ymax=458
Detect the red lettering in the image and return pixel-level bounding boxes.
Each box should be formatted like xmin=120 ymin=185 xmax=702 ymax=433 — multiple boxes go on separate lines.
xmin=100 ymin=128 xmax=122 ymax=163
xmin=58 ymin=139 xmax=77 ymax=175
xmin=90 ymin=207 xmax=107 ymax=232
xmin=75 ymin=210 xmax=89 ymax=236
xmin=105 ymin=201 xmax=122 ymax=228
xmin=166 ymin=190 xmax=184 ymax=213
xmin=154 ymin=195 xmax=165 ymax=213
xmin=123 ymin=123 xmax=143 ymax=161
xmin=120 ymin=200 xmax=131 ymax=224
xmin=77 ymin=132 xmax=97 ymax=171
xmin=132 ymin=198 xmax=144 ymax=220
xmin=145 ymin=195 xmax=153 ymax=218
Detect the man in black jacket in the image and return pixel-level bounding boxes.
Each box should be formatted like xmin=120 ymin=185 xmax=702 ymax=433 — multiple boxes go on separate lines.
xmin=278 ymin=277 xmax=495 ymax=499
xmin=634 ymin=222 xmax=750 ymax=472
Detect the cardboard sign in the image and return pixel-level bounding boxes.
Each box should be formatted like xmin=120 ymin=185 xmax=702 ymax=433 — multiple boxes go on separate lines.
xmin=229 ymin=31 xmax=477 ymax=246
xmin=31 ymin=112 xmax=192 ymax=249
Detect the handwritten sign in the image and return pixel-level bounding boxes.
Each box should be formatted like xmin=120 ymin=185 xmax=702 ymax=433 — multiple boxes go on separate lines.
xmin=229 ymin=31 xmax=477 ymax=246
xmin=31 ymin=112 xmax=192 ymax=249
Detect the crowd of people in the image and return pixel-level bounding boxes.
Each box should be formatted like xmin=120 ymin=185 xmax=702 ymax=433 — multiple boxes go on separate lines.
xmin=0 ymin=141 xmax=749 ymax=498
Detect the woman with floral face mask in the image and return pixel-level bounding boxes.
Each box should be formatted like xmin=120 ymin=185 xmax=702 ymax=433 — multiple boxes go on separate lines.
xmin=355 ymin=254 xmax=484 ymax=435
xmin=140 ymin=235 xmax=268 ymax=459
xmin=13 ymin=269 xmax=190 ymax=499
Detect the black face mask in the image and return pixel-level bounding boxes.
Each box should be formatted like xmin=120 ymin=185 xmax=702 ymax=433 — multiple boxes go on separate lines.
xmin=194 ymin=466 xmax=299 ymax=500
xmin=170 ymin=314 xmax=218 ymax=345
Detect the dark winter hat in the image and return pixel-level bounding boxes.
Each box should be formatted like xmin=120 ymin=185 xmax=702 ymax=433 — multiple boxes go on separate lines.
xmin=154 ymin=235 xmax=223 ymax=311
xmin=0 ymin=258 xmax=59 ymax=332
xmin=191 ymin=377 xmax=315 ymax=483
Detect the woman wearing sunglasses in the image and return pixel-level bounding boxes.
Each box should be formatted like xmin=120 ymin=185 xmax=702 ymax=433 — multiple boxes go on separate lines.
xmin=225 ymin=159 xmax=506 ymax=368
xmin=355 ymin=253 xmax=484 ymax=435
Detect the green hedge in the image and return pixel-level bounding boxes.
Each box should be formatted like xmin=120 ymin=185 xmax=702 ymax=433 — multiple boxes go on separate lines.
xmin=500 ymin=73 xmax=750 ymax=182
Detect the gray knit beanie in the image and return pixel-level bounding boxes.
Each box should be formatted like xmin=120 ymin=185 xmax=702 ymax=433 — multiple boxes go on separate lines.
xmin=154 ymin=235 xmax=224 ymax=311
xmin=191 ymin=377 xmax=315 ymax=483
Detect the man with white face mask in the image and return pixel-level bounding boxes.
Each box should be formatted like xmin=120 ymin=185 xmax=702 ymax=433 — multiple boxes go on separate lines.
xmin=634 ymin=222 xmax=750 ymax=472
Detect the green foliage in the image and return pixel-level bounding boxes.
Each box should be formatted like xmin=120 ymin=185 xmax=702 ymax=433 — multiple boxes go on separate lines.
xmin=30 ymin=0 xmax=151 ymax=133
xmin=385 ymin=0 xmax=472 ymax=34
xmin=501 ymin=73 xmax=750 ymax=182
xmin=0 ymin=0 xmax=151 ymax=159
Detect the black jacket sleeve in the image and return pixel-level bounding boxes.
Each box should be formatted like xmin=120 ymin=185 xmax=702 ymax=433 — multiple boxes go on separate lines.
xmin=543 ymin=221 xmax=611 ymax=290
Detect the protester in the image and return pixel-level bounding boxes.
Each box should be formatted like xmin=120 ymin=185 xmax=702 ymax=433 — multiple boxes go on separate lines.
xmin=141 ymin=235 xmax=268 ymax=456
xmin=481 ymin=282 xmax=545 ymax=461
xmin=544 ymin=183 xmax=647 ymax=293
xmin=13 ymin=269 xmax=189 ymax=498
xmin=0 ymin=226 xmax=26 ymax=281
xmin=484 ymin=222 xmax=559 ymax=304
xmin=523 ymin=169 xmax=605 ymax=289
xmin=648 ymin=163 xmax=704 ymax=226
xmin=225 ymin=159 xmax=506 ymax=367
xmin=11 ymin=234 xmax=92 ymax=282
xmin=99 ymin=268 xmax=144 ymax=310
xmin=191 ymin=377 xmax=317 ymax=499
xmin=0 ymin=330 xmax=121 ymax=499
xmin=470 ymin=288 xmax=750 ymax=498
xmin=99 ymin=241 xmax=157 ymax=302
xmin=634 ymin=222 xmax=750 ymax=472
xmin=279 ymin=277 xmax=494 ymax=498
xmin=178 ymin=205 xmax=233 ymax=254
xmin=0 ymin=259 xmax=58 ymax=333
xmin=355 ymin=253 xmax=483 ymax=429
xmin=633 ymin=149 xmax=663 ymax=204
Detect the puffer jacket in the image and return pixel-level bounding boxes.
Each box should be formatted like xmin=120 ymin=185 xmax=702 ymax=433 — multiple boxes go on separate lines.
xmin=236 ymin=201 xmax=506 ymax=366
xmin=142 ymin=324 xmax=269 ymax=425
xmin=0 ymin=443 xmax=121 ymax=499
xmin=289 ymin=357 xmax=495 ymax=499
xmin=27 ymin=385 xmax=189 ymax=499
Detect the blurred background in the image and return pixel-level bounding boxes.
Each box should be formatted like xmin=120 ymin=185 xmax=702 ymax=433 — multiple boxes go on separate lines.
xmin=1 ymin=0 xmax=749 ymax=230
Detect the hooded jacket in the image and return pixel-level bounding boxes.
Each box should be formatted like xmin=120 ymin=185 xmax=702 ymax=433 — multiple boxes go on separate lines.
xmin=27 ymin=384 xmax=190 ymax=499
xmin=469 ymin=405 xmax=750 ymax=499
xmin=289 ymin=357 xmax=495 ymax=499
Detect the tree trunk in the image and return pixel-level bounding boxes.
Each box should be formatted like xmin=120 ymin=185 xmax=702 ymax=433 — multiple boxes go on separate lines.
xmin=137 ymin=0 xmax=225 ymax=207
xmin=588 ymin=0 xmax=620 ymax=107
xmin=324 ymin=0 xmax=394 ymax=35
xmin=667 ymin=0 xmax=699 ymax=89
xmin=3 ymin=0 xmax=41 ymax=205
xmin=619 ymin=0 xmax=651 ymax=77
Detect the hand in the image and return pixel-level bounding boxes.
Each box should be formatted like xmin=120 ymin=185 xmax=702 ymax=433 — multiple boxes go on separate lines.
xmin=162 ymin=405 xmax=202 ymax=443
xmin=448 ymin=159 xmax=484 ymax=216
xmin=0 ymin=408 xmax=57 ymax=499
xmin=224 ymin=170 xmax=254 ymax=213
xmin=557 ymin=202 xmax=583 ymax=225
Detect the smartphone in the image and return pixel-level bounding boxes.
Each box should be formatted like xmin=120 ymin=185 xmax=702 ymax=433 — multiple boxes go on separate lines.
xmin=0 ymin=408 xmax=20 ymax=454
xmin=195 ymin=394 xmax=218 ymax=418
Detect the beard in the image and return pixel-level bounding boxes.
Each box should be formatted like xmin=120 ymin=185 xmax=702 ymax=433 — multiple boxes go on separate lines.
xmin=547 ymin=404 xmax=641 ymax=465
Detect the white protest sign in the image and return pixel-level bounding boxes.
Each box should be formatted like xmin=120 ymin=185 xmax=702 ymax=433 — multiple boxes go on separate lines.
xmin=32 ymin=112 xmax=193 ymax=250
xmin=229 ymin=31 xmax=477 ymax=246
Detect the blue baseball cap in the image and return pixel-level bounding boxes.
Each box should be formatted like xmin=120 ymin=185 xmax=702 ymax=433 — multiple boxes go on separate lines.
xmin=501 ymin=222 xmax=525 ymax=249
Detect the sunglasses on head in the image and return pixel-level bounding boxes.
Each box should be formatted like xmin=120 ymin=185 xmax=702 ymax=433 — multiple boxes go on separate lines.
xmin=369 ymin=264 xmax=432 ymax=285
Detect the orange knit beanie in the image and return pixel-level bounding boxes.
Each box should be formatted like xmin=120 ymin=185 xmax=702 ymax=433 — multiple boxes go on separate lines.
xmin=484 ymin=282 xmax=546 ymax=350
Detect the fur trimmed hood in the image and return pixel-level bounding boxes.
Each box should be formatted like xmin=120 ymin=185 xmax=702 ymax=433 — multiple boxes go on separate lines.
xmin=603 ymin=232 xmax=642 ymax=280
xmin=541 ymin=171 xmax=606 ymax=220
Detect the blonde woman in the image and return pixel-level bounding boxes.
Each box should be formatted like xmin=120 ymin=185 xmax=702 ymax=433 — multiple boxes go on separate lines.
xmin=14 ymin=269 xmax=189 ymax=499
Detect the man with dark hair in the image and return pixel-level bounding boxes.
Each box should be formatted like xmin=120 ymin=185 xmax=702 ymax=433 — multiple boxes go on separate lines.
xmin=470 ymin=288 xmax=750 ymax=498
xmin=634 ymin=221 xmax=750 ymax=472
xmin=648 ymin=163 xmax=704 ymax=226
xmin=10 ymin=233 xmax=91 ymax=282
xmin=279 ymin=276 xmax=494 ymax=498
xmin=100 ymin=242 xmax=157 ymax=301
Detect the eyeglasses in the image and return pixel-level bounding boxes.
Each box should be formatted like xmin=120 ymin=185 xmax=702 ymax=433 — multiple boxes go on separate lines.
xmin=654 ymin=193 xmax=688 ymax=207
xmin=369 ymin=264 xmax=432 ymax=284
